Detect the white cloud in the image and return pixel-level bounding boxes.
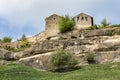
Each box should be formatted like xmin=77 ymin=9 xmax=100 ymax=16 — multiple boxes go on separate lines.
xmin=0 ymin=0 xmax=102 ymax=28
xmin=0 ymin=0 xmax=119 ymax=30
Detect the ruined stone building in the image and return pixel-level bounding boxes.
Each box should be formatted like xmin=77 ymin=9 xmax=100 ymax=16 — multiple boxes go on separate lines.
xmin=74 ymin=13 xmax=94 ymax=30
xmin=45 ymin=13 xmax=94 ymax=36
xmin=45 ymin=14 xmax=62 ymax=36
xmin=28 ymin=13 xmax=94 ymax=43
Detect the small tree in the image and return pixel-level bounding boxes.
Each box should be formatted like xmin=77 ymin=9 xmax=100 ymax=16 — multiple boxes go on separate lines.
xmin=101 ymin=18 xmax=110 ymax=28
xmin=21 ymin=34 xmax=26 ymax=41
xmin=59 ymin=15 xmax=74 ymax=33
xmin=3 ymin=37 xmax=12 ymax=42
xmin=47 ymin=50 xmax=78 ymax=72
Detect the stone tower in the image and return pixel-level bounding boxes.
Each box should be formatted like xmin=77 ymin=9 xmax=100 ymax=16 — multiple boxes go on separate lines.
xmin=74 ymin=13 xmax=94 ymax=30
xmin=45 ymin=14 xmax=62 ymax=36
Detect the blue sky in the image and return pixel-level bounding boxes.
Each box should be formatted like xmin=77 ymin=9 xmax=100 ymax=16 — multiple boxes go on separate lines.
xmin=0 ymin=0 xmax=120 ymax=41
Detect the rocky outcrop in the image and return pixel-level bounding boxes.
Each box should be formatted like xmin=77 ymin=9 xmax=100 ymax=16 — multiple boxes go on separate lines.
xmin=94 ymin=51 xmax=120 ymax=63
xmin=0 ymin=27 xmax=120 ymax=70
xmin=19 ymin=52 xmax=52 ymax=70
xmin=0 ymin=49 xmax=14 ymax=60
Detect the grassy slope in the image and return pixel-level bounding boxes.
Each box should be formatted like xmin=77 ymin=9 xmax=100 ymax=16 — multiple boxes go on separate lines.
xmin=0 ymin=63 xmax=120 ymax=80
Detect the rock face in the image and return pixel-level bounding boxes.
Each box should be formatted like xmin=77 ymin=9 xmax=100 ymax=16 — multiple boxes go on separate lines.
xmin=0 ymin=27 xmax=120 ymax=70
xmin=19 ymin=52 xmax=52 ymax=70
xmin=0 ymin=49 xmax=14 ymax=60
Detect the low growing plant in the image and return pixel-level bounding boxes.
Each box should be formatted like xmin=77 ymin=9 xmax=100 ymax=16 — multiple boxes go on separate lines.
xmin=47 ymin=50 xmax=78 ymax=72
xmin=85 ymin=53 xmax=95 ymax=64
xmin=2 ymin=37 xmax=12 ymax=42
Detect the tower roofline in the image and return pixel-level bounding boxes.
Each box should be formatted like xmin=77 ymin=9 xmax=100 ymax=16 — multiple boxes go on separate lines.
xmin=45 ymin=14 xmax=62 ymax=20
xmin=73 ymin=13 xmax=93 ymax=19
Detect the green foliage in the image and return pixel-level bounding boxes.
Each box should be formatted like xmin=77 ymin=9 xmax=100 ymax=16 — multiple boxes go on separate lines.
xmin=1 ymin=63 xmax=120 ymax=80
xmin=2 ymin=36 xmax=12 ymax=42
xmin=21 ymin=39 xmax=30 ymax=48
xmin=0 ymin=39 xmax=2 ymax=42
xmin=12 ymin=34 xmax=30 ymax=52
xmin=47 ymin=50 xmax=78 ymax=72
xmin=20 ymin=34 xmax=30 ymax=48
xmin=90 ymin=18 xmax=111 ymax=29
xmin=4 ymin=46 xmax=14 ymax=51
xmin=89 ymin=24 xmax=98 ymax=29
xmin=110 ymin=24 xmax=120 ymax=27
xmin=85 ymin=53 xmax=95 ymax=64
xmin=101 ymin=18 xmax=110 ymax=28
xmin=21 ymin=34 xmax=26 ymax=41
xmin=4 ymin=34 xmax=30 ymax=52
xmin=59 ymin=15 xmax=74 ymax=33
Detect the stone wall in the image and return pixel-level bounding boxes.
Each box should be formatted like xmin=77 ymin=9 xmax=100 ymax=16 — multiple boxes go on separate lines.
xmin=45 ymin=14 xmax=62 ymax=37
xmin=74 ymin=13 xmax=93 ymax=30
xmin=44 ymin=13 xmax=93 ymax=37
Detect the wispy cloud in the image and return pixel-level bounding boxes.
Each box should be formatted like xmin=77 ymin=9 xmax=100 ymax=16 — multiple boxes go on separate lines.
xmin=0 ymin=0 xmax=120 ymax=40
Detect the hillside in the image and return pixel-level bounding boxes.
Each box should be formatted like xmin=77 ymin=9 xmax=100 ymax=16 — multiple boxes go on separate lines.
xmin=0 ymin=27 xmax=120 ymax=70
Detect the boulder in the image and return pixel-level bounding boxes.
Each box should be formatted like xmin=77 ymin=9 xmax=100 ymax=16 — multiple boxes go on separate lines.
xmin=94 ymin=51 xmax=120 ymax=64
xmin=19 ymin=52 xmax=52 ymax=70
xmin=0 ymin=49 xmax=14 ymax=60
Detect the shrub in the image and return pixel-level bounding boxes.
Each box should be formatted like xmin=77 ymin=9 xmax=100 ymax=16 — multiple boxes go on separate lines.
xmin=90 ymin=18 xmax=111 ymax=30
xmin=21 ymin=34 xmax=26 ymax=41
xmin=59 ymin=15 xmax=74 ymax=33
xmin=0 ymin=39 xmax=2 ymax=42
xmin=20 ymin=34 xmax=30 ymax=48
xmin=89 ymin=24 xmax=98 ymax=29
xmin=110 ymin=24 xmax=120 ymax=27
xmin=47 ymin=50 xmax=78 ymax=72
xmin=3 ymin=37 xmax=12 ymax=42
xmin=85 ymin=53 xmax=95 ymax=64
xmin=101 ymin=18 xmax=110 ymax=28
xmin=21 ymin=39 xmax=30 ymax=48
xmin=4 ymin=46 xmax=14 ymax=51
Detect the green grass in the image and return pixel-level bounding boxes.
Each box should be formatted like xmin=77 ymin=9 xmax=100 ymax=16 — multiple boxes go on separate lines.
xmin=0 ymin=63 xmax=120 ymax=80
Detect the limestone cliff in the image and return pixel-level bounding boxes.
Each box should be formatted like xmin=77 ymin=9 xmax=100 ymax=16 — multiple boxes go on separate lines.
xmin=0 ymin=27 xmax=120 ymax=70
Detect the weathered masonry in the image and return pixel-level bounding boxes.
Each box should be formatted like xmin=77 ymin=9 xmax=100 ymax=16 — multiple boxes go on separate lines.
xmin=45 ymin=14 xmax=62 ymax=36
xmin=45 ymin=13 xmax=94 ymax=36
xmin=74 ymin=13 xmax=94 ymax=30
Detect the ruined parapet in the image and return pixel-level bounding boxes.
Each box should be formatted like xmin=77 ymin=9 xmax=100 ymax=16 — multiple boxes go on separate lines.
xmin=74 ymin=13 xmax=94 ymax=30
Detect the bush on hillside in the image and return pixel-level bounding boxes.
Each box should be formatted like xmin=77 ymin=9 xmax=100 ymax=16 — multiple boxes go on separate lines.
xmin=4 ymin=45 xmax=14 ymax=51
xmin=0 ymin=39 xmax=2 ymax=42
xmin=4 ymin=34 xmax=30 ymax=52
xmin=3 ymin=37 xmax=12 ymax=42
xmin=21 ymin=34 xmax=26 ymax=41
xmin=21 ymin=39 xmax=30 ymax=48
xmin=85 ymin=53 xmax=95 ymax=64
xmin=110 ymin=24 xmax=120 ymax=27
xmin=101 ymin=18 xmax=110 ymax=28
xmin=89 ymin=24 xmax=98 ymax=29
xmin=58 ymin=15 xmax=74 ymax=33
xmin=89 ymin=18 xmax=111 ymax=29
xmin=20 ymin=34 xmax=30 ymax=48
xmin=47 ymin=50 xmax=78 ymax=72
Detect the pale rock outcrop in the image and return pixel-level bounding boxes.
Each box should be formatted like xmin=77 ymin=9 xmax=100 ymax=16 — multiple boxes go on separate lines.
xmin=0 ymin=27 xmax=120 ymax=70
xmin=0 ymin=49 xmax=14 ymax=60
xmin=19 ymin=52 xmax=52 ymax=70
